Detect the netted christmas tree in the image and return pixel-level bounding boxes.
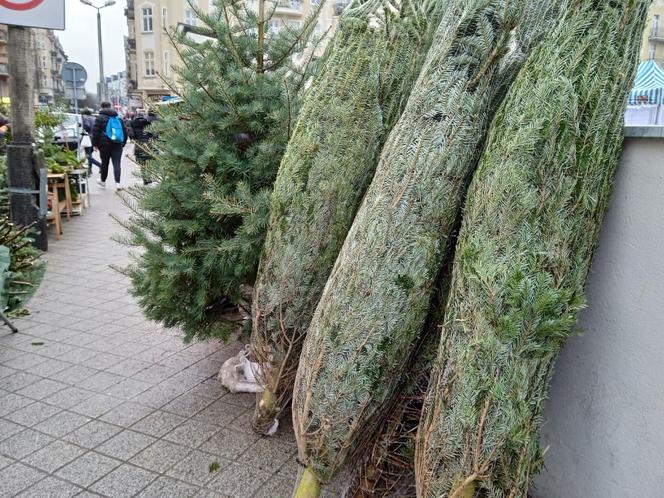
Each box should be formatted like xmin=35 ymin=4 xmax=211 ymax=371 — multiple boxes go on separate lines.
xmin=115 ymin=0 xmax=323 ymax=341
xmin=415 ymin=1 xmax=650 ymax=496
xmin=291 ymin=1 xmax=565 ymax=495
xmin=250 ymin=0 xmax=446 ymax=436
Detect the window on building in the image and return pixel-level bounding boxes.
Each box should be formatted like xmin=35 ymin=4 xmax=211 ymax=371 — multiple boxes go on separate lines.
xmin=314 ymin=21 xmax=321 ymax=36
xmin=144 ymin=50 xmax=155 ymax=76
xmin=289 ymin=21 xmax=301 ymax=30
xmin=161 ymin=7 xmax=168 ymax=32
xmin=649 ymin=42 xmax=657 ymax=60
xmin=40 ymin=56 xmax=47 ymax=69
xmin=290 ymin=0 xmax=301 ymax=9
xmin=185 ymin=9 xmax=197 ymax=26
xmin=655 ymin=15 xmax=661 ymax=37
xmin=269 ymin=20 xmax=280 ymax=34
xmin=311 ymin=0 xmax=320 ymax=5
xmin=163 ymin=51 xmax=170 ymax=77
xmin=142 ymin=6 xmax=153 ymax=32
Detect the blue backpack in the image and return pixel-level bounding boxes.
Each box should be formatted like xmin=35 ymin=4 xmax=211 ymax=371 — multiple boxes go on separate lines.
xmin=104 ymin=116 xmax=124 ymax=144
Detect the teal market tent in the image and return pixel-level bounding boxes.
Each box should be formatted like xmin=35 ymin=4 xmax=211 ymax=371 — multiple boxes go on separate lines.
xmin=629 ymin=60 xmax=664 ymax=105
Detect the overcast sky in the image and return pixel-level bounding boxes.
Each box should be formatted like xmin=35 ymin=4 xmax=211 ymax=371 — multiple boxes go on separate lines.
xmin=58 ymin=1 xmax=128 ymax=93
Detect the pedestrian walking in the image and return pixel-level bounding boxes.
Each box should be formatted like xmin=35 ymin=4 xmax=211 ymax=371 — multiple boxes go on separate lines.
xmin=80 ymin=109 xmax=101 ymax=173
xmin=91 ymin=102 xmax=128 ymax=190
xmin=130 ymin=110 xmax=158 ymax=185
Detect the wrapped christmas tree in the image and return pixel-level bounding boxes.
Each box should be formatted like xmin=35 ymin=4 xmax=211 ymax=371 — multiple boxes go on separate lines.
xmin=415 ymin=1 xmax=649 ymax=496
xmin=251 ymin=0 xmax=445 ymax=434
xmin=291 ymin=1 xmax=565 ymax=495
xmin=115 ymin=0 xmax=321 ymax=341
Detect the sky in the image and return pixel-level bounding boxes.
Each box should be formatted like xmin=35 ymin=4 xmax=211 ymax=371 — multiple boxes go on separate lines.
xmin=58 ymin=0 xmax=128 ymax=93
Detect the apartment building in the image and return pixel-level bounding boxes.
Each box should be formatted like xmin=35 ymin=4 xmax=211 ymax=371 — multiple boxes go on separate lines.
xmin=30 ymin=29 xmax=68 ymax=106
xmin=125 ymin=0 xmax=349 ymax=106
xmin=641 ymin=0 xmax=664 ymax=67
xmin=106 ymin=71 xmax=129 ymax=109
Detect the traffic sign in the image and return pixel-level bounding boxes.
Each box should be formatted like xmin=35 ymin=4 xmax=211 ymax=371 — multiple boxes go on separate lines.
xmin=62 ymin=62 xmax=87 ymax=86
xmin=0 ymin=0 xmax=65 ymax=30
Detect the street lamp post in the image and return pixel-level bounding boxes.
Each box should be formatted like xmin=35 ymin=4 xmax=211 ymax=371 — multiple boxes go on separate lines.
xmin=79 ymin=0 xmax=116 ymax=103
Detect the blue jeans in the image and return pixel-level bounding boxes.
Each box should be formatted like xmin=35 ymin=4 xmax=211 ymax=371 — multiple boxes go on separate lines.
xmin=85 ymin=147 xmax=101 ymax=171
xmin=99 ymin=145 xmax=123 ymax=183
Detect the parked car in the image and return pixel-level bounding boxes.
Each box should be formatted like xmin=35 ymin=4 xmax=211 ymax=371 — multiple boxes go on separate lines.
xmin=53 ymin=113 xmax=83 ymax=150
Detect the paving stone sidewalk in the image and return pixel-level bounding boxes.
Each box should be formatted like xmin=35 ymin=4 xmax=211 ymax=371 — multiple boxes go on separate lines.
xmin=0 ymin=155 xmax=303 ymax=498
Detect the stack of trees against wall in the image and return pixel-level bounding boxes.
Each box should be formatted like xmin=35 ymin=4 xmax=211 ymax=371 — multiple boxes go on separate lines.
xmin=415 ymin=1 xmax=649 ymax=497
xmin=251 ymin=0 xmax=446 ymax=434
xmin=291 ymin=0 xmax=566 ymax=496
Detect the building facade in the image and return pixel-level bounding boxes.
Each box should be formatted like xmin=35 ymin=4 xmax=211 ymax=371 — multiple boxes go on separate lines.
xmin=106 ymin=71 xmax=129 ymax=110
xmin=640 ymin=0 xmax=664 ymax=67
xmin=30 ymin=29 xmax=68 ymax=106
xmin=125 ymin=0 xmax=348 ymax=107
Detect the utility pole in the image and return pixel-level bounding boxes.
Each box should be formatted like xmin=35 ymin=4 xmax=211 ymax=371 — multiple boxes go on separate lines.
xmin=6 ymin=26 xmax=47 ymax=251
xmin=97 ymin=9 xmax=105 ymax=101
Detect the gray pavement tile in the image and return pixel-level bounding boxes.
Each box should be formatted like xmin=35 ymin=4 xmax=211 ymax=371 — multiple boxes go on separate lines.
xmin=22 ymin=440 xmax=86 ymax=473
xmin=130 ymin=410 xmax=187 ymax=438
xmin=56 ymin=347 xmax=98 ymax=364
xmin=89 ymin=463 xmax=158 ymax=498
xmin=78 ymin=371 xmax=124 ymax=392
xmin=136 ymin=475 xmax=199 ymax=498
xmin=50 ymin=365 xmax=99 ymax=385
xmin=194 ymin=400 xmax=248 ymax=427
xmin=43 ymin=387 xmax=95 ymax=410
xmin=186 ymin=359 xmax=223 ymax=379
xmin=221 ymin=391 xmax=255 ymax=409
xmin=54 ymin=451 xmax=121 ymax=488
xmin=193 ymin=490 xmax=230 ymax=498
xmin=0 ymin=418 xmax=24 ymax=440
xmin=0 ymin=392 xmax=34 ymax=416
xmin=4 ymin=402 xmax=61 ymax=427
xmin=131 ymin=364 xmax=178 ymax=384
xmin=62 ymin=420 xmax=123 ymax=449
xmin=253 ymin=477 xmax=293 ymax=498
xmin=103 ymin=378 xmax=152 ymax=400
xmin=105 ymin=358 xmax=150 ymax=378
xmin=0 ymin=347 xmax=25 ymax=363
xmin=0 ymin=454 xmax=12 ymax=470
xmin=166 ymin=450 xmax=225 ymax=487
xmin=77 ymin=353 xmax=125 ymax=371
xmin=162 ymin=393 xmax=215 ymax=418
xmin=206 ymin=462 xmax=270 ymax=498
xmin=187 ymin=379 xmax=228 ymax=401
xmin=0 ymin=371 xmax=41 ymax=392
xmin=133 ymin=385 xmax=183 ymax=409
xmin=15 ymin=378 xmax=69 ymax=401
xmin=96 ymin=430 xmax=156 ymax=460
xmin=130 ymin=439 xmax=192 ymax=473
xmin=33 ymin=343 xmax=75 ymax=360
xmin=199 ymin=429 xmax=259 ymax=461
xmin=99 ymin=401 xmax=154 ymax=427
xmin=0 ymin=462 xmax=47 ymax=498
xmin=70 ymin=393 xmax=123 ymax=418
xmin=131 ymin=347 xmax=173 ymax=364
xmin=27 ymin=358 xmax=73 ymax=377
xmin=0 ymin=429 xmax=58 ymax=463
xmin=33 ymin=410 xmax=91 ymax=438
xmin=239 ymin=437 xmax=296 ymax=474
xmin=164 ymin=420 xmax=221 ymax=449
xmin=15 ymin=476 xmax=83 ymax=498
xmin=0 ymin=365 xmax=17 ymax=379
xmin=2 ymin=353 xmax=49 ymax=370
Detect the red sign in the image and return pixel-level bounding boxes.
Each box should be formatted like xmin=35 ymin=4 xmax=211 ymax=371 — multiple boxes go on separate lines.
xmin=0 ymin=0 xmax=45 ymax=11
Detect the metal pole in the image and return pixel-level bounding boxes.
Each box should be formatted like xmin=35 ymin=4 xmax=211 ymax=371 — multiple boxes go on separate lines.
xmin=6 ymin=26 xmax=47 ymax=250
xmin=97 ymin=9 xmax=105 ymax=102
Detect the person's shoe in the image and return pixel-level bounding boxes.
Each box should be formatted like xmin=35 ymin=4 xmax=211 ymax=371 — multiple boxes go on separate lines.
xmin=116 ymin=186 xmax=124 ymax=192
xmin=96 ymin=180 xmax=106 ymax=188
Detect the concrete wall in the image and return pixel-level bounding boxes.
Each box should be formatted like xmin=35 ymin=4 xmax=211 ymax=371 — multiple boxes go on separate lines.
xmin=532 ymin=128 xmax=664 ymax=498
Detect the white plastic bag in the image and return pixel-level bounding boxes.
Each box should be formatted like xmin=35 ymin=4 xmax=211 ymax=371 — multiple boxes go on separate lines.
xmin=218 ymin=345 xmax=264 ymax=394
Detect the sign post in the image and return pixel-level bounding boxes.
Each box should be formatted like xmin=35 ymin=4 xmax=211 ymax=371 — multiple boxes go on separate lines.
xmin=61 ymin=62 xmax=87 ymax=156
xmin=1 ymin=0 xmax=66 ymax=251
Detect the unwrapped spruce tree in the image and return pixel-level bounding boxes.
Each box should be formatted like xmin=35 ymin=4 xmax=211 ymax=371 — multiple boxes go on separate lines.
xmin=415 ymin=1 xmax=649 ymax=496
xmin=251 ymin=0 xmax=445 ymax=435
xmin=291 ymin=1 xmax=565 ymax=495
xmin=116 ymin=0 xmax=321 ymax=341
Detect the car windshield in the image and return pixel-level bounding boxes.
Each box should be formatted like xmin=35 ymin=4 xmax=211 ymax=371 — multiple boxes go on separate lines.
xmin=61 ymin=114 xmax=81 ymax=127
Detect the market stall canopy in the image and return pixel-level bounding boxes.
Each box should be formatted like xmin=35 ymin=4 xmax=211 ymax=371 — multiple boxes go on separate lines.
xmin=629 ymin=60 xmax=664 ymax=105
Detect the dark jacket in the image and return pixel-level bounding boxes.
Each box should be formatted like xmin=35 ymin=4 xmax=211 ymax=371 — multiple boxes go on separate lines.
xmin=91 ymin=108 xmax=128 ymax=148
xmin=130 ymin=113 xmax=158 ymax=144
xmin=82 ymin=114 xmax=95 ymax=134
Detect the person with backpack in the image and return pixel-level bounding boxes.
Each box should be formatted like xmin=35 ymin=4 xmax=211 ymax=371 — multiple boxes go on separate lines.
xmin=130 ymin=110 xmax=158 ymax=185
xmin=91 ymin=102 xmax=127 ymax=190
